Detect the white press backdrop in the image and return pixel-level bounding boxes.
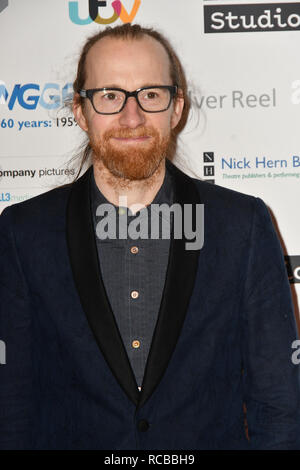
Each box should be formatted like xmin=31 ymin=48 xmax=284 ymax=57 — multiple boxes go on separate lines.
xmin=0 ymin=0 xmax=299 ymax=322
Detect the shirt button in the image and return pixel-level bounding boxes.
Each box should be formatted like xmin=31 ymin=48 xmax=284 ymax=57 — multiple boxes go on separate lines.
xmin=138 ymin=419 xmax=149 ymax=432
xmin=130 ymin=246 xmax=139 ymax=254
xmin=132 ymin=340 xmax=140 ymax=349
xmin=131 ymin=290 xmax=139 ymax=299
xmin=118 ymin=207 xmax=126 ymax=215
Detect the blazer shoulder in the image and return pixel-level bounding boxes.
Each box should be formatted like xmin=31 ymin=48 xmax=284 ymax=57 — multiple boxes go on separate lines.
xmin=0 ymin=168 xmax=92 ymax=236
xmin=193 ymin=176 xmax=254 ymax=201
xmin=190 ymin=175 xmax=259 ymax=211
xmin=188 ymin=174 xmax=272 ymax=236
xmin=167 ymin=160 xmax=261 ymax=220
xmin=1 ymin=184 xmax=70 ymax=223
xmin=1 ymin=167 xmax=91 ymax=221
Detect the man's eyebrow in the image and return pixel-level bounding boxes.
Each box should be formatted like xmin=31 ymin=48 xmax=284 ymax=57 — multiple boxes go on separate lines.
xmin=94 ymin=83 xmax=170 ymax=90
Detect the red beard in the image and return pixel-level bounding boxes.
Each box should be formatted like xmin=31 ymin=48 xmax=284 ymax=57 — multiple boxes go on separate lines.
xmin=89 ymin=125 xmax=171 ymax=180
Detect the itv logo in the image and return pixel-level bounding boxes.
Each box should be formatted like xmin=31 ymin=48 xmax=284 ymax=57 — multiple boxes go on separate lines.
xmin=69 ymin=0 xmax=141 ymax=25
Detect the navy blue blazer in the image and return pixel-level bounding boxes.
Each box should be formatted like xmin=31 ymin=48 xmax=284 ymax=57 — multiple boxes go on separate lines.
xmin=0 ymin=159 xmax=299 ymax=450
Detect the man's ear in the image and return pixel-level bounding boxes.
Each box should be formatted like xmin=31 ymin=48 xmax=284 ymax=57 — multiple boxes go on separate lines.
xmin=170 ymin=90 xmax=184 ymax=130
xmin=73 ymin=94 xmax=88 ymax=132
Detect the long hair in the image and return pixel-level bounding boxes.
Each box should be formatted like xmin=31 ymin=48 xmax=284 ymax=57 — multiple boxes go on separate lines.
xmin=71 ymin=23 xmax=191 ymax=181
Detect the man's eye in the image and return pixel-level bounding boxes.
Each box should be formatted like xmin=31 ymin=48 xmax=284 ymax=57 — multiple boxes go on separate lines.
xmin=146 ymin=92 xmax=158 ymax=99
xmin=103 ymin=93 xmax=117 ymax=100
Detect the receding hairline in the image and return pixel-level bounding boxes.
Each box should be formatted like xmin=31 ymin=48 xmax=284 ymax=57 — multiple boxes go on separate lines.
xmin=84 ymin=33 xmax=174 ymax=80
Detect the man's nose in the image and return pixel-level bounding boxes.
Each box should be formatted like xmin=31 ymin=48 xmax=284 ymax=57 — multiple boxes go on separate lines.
xmin=118 ymin=96 xmax=146 ymax=128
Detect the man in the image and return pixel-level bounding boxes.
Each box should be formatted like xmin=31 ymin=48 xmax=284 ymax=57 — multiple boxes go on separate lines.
xmin=0 ymin=23 xmax=299 ymax=450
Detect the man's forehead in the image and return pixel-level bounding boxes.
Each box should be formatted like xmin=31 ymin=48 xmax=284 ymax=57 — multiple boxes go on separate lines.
xmin=85 ymin=35 xmax=171 ymax=78
xmin=87 ymin=34 xmax=168 ymax=58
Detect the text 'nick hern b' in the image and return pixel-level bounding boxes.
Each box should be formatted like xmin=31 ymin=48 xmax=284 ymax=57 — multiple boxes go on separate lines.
xmin=95 ymin=198 xmax=204 ymax=251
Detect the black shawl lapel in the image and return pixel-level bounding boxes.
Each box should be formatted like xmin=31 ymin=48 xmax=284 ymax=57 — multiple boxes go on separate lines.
xmin=137 ymin=159 xmax=202 ymax=409
xmin=66 ymin=167 xmax=140 ymax=406
xmin=66 ymin=160 xmax=202 ymax=410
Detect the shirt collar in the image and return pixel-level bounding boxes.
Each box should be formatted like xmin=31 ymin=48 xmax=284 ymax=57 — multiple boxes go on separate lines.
xmin=90 ymin=161 xmax=174 ymax=218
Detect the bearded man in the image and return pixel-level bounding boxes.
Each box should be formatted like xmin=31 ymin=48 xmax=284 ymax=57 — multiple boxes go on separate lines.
xmin=0 ymin=23 xmax=299 ymax=450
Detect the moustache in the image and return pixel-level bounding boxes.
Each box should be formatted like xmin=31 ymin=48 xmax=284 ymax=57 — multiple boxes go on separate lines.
xmin=103 ymin=126 xmax=158 ymax=140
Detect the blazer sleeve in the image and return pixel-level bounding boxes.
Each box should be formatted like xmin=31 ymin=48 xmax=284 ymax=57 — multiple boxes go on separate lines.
xmin=0 ymin=206 xmax=34 ymax=449
xmin=241 ymin=197 xmax=300 ymax=450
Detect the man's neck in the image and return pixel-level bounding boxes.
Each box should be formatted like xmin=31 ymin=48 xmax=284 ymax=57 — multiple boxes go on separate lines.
xmin=93 ymin=158 xmax=166 ymax=214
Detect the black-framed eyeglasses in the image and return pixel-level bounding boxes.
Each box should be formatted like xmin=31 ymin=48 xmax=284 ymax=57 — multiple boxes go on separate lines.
xmin=79 ymin=85 xmax=178 ymax=115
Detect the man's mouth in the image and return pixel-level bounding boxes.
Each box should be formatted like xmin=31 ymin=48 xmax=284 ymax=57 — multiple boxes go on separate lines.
xmin=111 ymin=136 xmax=151 ymax=143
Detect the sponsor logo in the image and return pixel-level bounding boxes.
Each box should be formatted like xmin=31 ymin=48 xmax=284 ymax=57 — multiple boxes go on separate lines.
xmin=0 ymin=80 xmax=8 ymax=104
xmin=203 ymin=152 xmax=214 ymax=163
xmin=204 ymin=2 xmax=300 ymax=33
xmin=221 ymin=154 xmax=300 ymax=181
xmin=0 ymin=81 xmax=73 ymax=110
xmin=0 ymin=192 xmax=10 ymax=202
xmin=285 ymin=255 xmax=300 ymax=284
xmin=0 ymin=168 xmax=75 ymax=179
xmin=0 ymin=193 xmax=34 ymax=204
xmin=221 ymin=155 xmax=300 ymax=170
xmin=204 ymin=153 xmax=300 ymax=182
xmin=0 ymin=0 xmax=8 ymax=15
xmin=69 ymin=0 xmax=141 ymax=25
xmin=189 ymin=87 xmax=277 ymax=110
xmin=203 ymin=152 xmax=215 ymax=183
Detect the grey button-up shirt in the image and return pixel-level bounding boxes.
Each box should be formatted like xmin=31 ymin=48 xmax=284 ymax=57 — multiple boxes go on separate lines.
xmin=91 ymin=164 xmax=174 ymax=388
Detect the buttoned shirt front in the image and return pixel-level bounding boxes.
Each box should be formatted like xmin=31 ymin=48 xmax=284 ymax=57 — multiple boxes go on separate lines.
xmin=91 ymin=164 xmax=174 ymax=389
